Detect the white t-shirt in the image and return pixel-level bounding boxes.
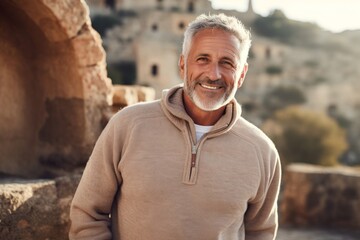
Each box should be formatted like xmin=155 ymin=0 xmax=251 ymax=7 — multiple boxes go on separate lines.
xmin=194 ymin=124 xmax=213 ymax=142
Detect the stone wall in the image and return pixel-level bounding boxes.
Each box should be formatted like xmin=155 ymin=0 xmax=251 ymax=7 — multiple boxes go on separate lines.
xmin=0 ymin=1 xmax=153 ymax=238
xmin=0 ymin=0 xmax=112 ymax=178
xmin=0 ymin=84 xmax=155 ymax=239
xmin=281 ymin=164 xmax=360 ymax=229
xmin=0 ymin=174 xmax=81 ymax=240
xmin=3 ymin=164 xmax=360 ymax=239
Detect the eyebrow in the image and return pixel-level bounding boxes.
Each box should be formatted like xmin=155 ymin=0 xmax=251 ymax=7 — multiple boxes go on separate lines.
xmin=196 ymin=53 xmax=235 ymax=62
xmin=221 ymin=56 xmax=235 ymax=63
xmin=196 ymin=53 xmax=210 ymax=58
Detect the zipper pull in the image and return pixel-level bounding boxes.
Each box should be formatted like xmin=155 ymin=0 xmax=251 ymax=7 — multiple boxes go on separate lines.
xmin=191 ymin=145 xmax=197 ymax=168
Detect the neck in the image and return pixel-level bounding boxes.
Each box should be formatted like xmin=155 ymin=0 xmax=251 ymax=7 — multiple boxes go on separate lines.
xmin=183 ymin=93 xmax=226 ymax=126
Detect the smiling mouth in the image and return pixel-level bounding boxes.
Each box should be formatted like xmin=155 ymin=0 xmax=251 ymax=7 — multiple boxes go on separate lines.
xmin=199 ymin=83 xmax=222 ymax=90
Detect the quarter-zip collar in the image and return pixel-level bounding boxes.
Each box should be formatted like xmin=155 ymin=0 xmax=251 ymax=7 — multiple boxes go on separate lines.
xmin=160 ymin=84 xmax=242 ymax=135
xmin=160 ymin=85 xmax=242 ymax=184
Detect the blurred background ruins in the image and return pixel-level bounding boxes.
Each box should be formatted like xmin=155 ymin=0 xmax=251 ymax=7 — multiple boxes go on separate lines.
xmin=0 ymin=0 xmax=359 ymax=239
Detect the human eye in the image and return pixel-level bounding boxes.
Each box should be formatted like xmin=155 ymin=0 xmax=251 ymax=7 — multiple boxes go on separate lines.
xmin=196 ymin=55 xmax=209 ymax=63
xmin=220 ymin=59 xmax=235 ymax=68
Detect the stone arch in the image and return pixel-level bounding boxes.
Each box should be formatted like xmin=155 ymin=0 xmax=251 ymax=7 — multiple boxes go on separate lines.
xmin=0 ymin=0 xmax=112 ymax=178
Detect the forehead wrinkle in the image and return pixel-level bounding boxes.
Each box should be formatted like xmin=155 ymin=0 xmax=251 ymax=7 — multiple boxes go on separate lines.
xmin=191 ymin=30 xmax=240 ymax=62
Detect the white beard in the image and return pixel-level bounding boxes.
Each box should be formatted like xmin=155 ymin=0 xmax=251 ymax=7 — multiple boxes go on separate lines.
xmin=187 ymin=85 xmax=227 ymax=111
xmin=183 ymin=64 xmax=237 ymax=111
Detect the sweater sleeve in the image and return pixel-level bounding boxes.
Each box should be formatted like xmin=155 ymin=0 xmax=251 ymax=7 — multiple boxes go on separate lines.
xmin=69 ymin=116 xmax=123 ymax=240
xmin=244 ymin=151 xmax=282 ymax=240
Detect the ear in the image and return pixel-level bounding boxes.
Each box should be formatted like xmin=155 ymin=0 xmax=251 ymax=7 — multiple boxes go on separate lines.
xmin=179 ymin=55 xmax=185 ymax=79
xmin=237 ymin=63 xmax=248 ymax=88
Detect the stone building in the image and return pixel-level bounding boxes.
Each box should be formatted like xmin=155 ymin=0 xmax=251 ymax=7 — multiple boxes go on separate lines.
xmin=88 ymin=0 xmax=258 ymax=96
xmin=102 ymin=0 xmax=213 ymax=96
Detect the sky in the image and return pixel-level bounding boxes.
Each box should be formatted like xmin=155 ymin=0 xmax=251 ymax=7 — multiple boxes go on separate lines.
xmin=210 ymin=0 xmax=360 ymax=33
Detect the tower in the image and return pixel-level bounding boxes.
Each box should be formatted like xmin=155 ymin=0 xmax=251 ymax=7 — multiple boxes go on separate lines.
xmin=247 ymin=0 xmax=254 ymax=13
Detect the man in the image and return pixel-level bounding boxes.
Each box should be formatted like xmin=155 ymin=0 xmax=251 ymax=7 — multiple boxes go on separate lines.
xmin=70 ymin=13 xmax=281 ymax=240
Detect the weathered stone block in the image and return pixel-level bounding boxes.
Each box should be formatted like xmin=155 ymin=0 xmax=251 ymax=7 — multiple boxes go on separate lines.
xmin=281 ymin=164 xmax=360 ymax=229
xmin=0 ymin=174 xmax=81 ymax=240
xmin=112 ymin=85 xmax=156 ymax=109
xmin=112 ymin=85 xmax=139 ymax=107
xmin=136 ymin=85 xmax=156 ymax=102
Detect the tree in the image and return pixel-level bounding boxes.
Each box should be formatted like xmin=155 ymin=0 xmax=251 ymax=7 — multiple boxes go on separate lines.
xmin=252 ymin=9 xmax=320 ymax=46
xmin=262 ymin=106 xmax=347 ymax=167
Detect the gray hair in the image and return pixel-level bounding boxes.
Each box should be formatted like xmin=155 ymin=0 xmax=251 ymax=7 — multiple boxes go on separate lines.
xmin=182 ymin=13 xmax=251 ymax=68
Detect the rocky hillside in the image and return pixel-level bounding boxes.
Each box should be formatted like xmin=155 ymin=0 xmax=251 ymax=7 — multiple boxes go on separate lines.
xmin=238 ymin=10 xmax=360 ymax=165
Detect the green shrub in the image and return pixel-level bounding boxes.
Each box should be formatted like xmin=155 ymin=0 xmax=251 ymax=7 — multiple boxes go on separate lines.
xmin=304 ymin=60 xmax=319 ymax=68
xmin=107 ymin=62 xmax=136 ymax=85
xmin=116 ymin=10 xmax=137 ymax=17
xmin=265 ymin=65 xmax=283 ymax=75
xmin=262 ymin=106 xmax=348 ymax=167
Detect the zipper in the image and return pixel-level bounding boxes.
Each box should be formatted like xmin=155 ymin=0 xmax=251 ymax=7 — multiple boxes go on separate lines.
xmin=183 ymin=123 xmax=198 ymax=184
xmin=184 ymin=122 xmax=230 ymax=184
xmin=189 ymin=145 xmax=197 ymax=181
xmin=191 ymin=145 xmax=197 ymax=168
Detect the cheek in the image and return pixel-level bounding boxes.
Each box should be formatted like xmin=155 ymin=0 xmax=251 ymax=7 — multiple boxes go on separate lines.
xmin=186 ymin=66 xmax=202 ymax=80
xmin=224 ymin=73 xmax=238 ymax=86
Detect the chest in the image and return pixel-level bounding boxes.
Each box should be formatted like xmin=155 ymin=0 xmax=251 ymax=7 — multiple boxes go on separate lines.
xmin=118 ymin=130 xmax=261 ymax=215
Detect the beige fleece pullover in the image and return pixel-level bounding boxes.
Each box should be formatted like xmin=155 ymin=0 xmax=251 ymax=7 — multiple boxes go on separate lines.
xmin=69 ymin=85 xmax=281 ymax=240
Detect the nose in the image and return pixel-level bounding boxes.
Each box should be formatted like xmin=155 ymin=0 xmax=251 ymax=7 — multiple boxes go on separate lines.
xmin=207 ymin=63 xmax=221 ymax=81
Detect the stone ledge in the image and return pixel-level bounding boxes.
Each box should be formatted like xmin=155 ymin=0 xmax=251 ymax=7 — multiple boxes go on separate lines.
xmin=281 ymin=163 xmax=360 ymax=229
xmin=286 ymin=164 xmax=360 ymax=176
xmin=0 ymin=174 xmax=81 ymax=240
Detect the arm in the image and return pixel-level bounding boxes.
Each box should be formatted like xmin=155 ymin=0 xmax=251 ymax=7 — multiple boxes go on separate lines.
xmin=69 ymin=116 xmax=123 ymax=240
xmin=244 ymin=153 xmax=282 ymax=240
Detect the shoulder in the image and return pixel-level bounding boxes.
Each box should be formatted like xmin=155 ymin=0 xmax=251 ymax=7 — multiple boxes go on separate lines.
xmin=101 ymin=99 xmax=164 ymax=140
xmin=110 ymin=99 xmax=163 ymax=123
xmin=232 ymin=117 xmax=276 ymax=150
xmin=230 ymin=117 xmax=279 ymax=166
xmin=102 ymin=100 xmax=164 ymax=135
xmin=231 ymin=117 xmax=281 ymax=189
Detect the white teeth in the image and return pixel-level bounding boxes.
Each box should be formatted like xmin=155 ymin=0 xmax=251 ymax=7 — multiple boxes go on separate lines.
xmin=201 ymin=84 xmax=219 ymax=90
